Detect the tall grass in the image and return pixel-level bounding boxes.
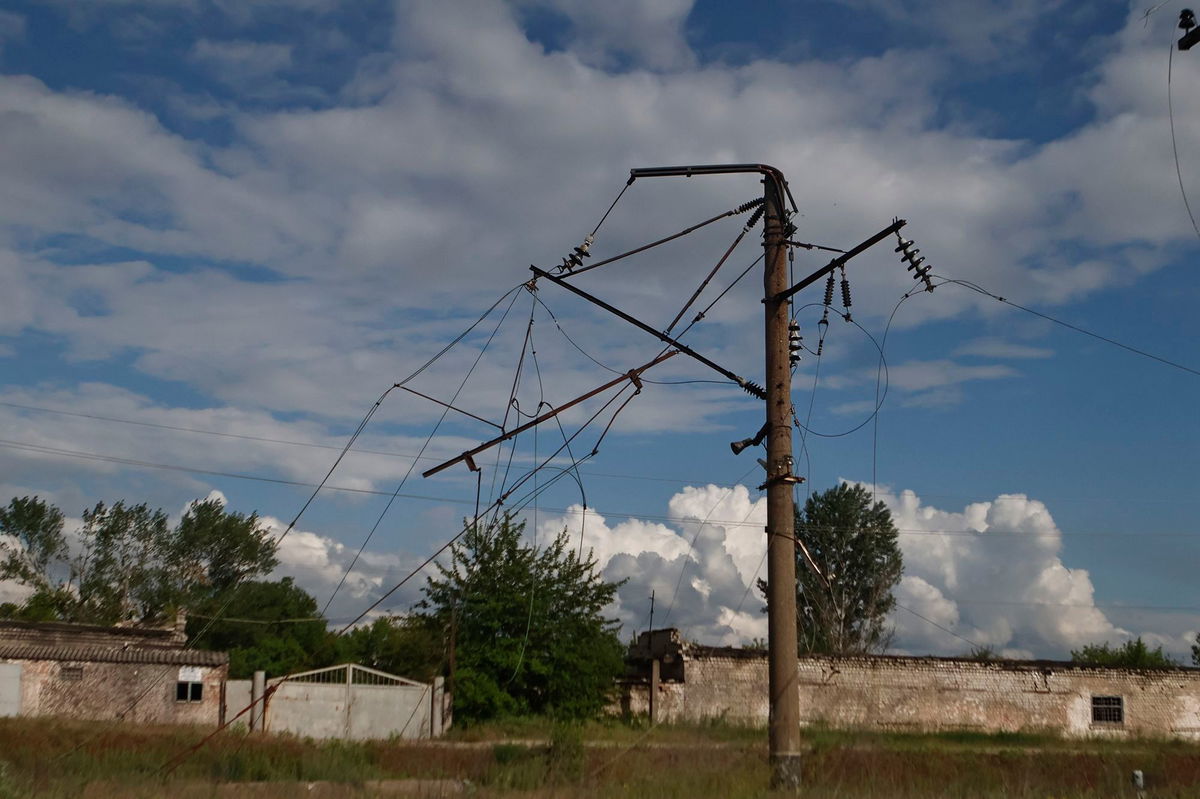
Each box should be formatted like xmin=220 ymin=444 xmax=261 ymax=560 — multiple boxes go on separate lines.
xmin=1 ymin=716 xmax=1199 ymax=797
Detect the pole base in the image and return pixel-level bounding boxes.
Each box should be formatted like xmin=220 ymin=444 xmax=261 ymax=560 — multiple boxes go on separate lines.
xmin=770 ymin=753 xmax=803 ymax=790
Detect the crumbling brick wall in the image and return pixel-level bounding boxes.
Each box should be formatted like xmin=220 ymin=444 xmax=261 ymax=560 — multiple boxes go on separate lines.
xmin=619 ymin=645 xmax=1200 ymax=738
xmin=16 ymin=659 xmax=225 ymax=726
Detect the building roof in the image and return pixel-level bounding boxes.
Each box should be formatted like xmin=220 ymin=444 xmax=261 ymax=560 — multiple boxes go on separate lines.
xmin=0 ymin=618 xmax=227 ymax=666
xmin=0 ymin=641 xmax=227 ymax=666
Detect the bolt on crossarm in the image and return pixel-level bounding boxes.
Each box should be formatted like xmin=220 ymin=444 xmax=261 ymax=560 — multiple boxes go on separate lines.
xmin=627 ymin=164 xmax=803 ymax=790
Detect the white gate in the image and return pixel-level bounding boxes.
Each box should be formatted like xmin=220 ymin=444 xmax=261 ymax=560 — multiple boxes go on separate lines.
xmin=0 ymin=663 xmax=20 ymax=717
xmin=263 ymin=664 xmax=444 ymax=740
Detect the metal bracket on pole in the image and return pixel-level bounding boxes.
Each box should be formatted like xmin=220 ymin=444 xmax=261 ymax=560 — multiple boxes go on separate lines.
xmin=772 ymin=219 xmax=906 ymax=304
xmin=421 ymin=350 xmax=678 ymax=478
xmin=530 ymin=266 xmax=766 ymax=399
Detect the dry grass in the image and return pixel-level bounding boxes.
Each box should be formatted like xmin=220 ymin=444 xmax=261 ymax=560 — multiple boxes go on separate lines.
xmin=1 ymin=716 xmax=1199 ymax=798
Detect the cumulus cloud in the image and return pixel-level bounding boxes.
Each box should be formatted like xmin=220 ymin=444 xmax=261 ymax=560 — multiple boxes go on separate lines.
xmin=877 ymin=485 xmax=1130 ymax=658
xmin=540 ymin=484 xmax=767 ymax=645
xmin=535 ymin=482 xmax=1194 ymax=660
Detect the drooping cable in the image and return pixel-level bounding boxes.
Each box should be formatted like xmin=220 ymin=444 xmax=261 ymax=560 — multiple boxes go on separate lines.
xmin=321 ymin=289 xmax=523 ymax=615
xmin=1168 ymin=35 xmax=1200 ymax=240
xmin=932 ymin=274 xmax=1200 ymax=378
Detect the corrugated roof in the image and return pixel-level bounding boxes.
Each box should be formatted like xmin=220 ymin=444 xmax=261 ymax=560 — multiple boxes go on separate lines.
xmin=0 ymin=642 xmax=227 ymax=666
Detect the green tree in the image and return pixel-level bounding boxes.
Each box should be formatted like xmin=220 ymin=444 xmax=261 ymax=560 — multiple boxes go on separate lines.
xmin=188 ymin=578 xmax=336 ymax=678
xmin=420 ymin=515 xmax=625 ymax=723
xmin=0 ymin=495 xmax=279 ymax=626
xmin=336 ymin=615 xmax=443 ymax=683
xmin=72 ymin=500 xmax=170 ymax=624
xmin=763 ymin=483 xmax=903 ymax=655
xmin=1071 ymin=637 xmax=1179 ymax=668
xmin=154 ymin=498 xmax=278 ymax=612
xmin=0 ymin=496 xmax=73 ymax=619
xmin=1193 ymin=634 xmax=1200 ymax=667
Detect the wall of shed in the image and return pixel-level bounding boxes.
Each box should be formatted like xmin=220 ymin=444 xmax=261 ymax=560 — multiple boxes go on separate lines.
xmin=619 ymin=654 xmax=1200 ymax=738
xmin=9 ymin=659 xmax=224 ymax=726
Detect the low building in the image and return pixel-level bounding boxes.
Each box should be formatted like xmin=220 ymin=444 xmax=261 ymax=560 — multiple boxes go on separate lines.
xmin=618 ymin=629 xmax=1200 ymax=739
xmin=0 ymin=616 xmax=228 ymax=727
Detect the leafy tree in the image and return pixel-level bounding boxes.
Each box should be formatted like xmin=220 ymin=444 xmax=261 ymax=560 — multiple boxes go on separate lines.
xmin=1071 ymin=637 xmax=1179 ymax=668
xmin=0 ymin=496 xmax=73 ymax=619
xmin=1193 ymin=634 xmax=1200 ymax=667
xmin=154 ymin=498 xmax=278 ymax=612
xmin=336 ymin=615 xmax=444 ymax=683
xmin=0 ymin=495 xmax=278 ymax=626
xmin=420 ymin=515 xmax=625 ymax=723
xmin=188 ymin=578 xmax=336 ymax=679
xmin=72 ymin=500 xmax=170 ymax=624
xmin=761 ymin=483 xmax=903 ymax=655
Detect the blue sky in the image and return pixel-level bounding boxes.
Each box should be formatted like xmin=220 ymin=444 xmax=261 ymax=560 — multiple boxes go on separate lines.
xmin=0 ymin=0 xmax=1198 ymax=659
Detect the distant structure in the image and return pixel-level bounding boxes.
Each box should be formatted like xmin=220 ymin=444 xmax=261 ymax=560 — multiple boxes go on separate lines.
xmin=619 ymin=629 xmax=1200 ymax=738
xmin=0 ymin=614 xmax=227 ymax=726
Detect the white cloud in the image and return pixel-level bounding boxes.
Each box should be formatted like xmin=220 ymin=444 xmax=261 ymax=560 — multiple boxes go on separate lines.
xmin=536 ymin=482 xmax=1195 ymax=660
xmin=191 ymin=39 xmax=294 ymax=82
xmin=954 ymin=337 xmax=1053 ymax=360
xmin=877 ymin=485 xmax=1131 ymax=657
xmin=514 ymin=0 xmax=696 ymax=70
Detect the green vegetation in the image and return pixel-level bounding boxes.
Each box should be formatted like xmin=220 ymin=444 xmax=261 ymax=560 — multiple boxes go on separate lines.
xmin=334 ymin=614 xmax=444 ymax=683
xmin=187 ymin=577 xmax=337 ymax=679
xmin=762 ymin=483 xmax=903 ymax=655
xmin=1071 ymin=637 xmax=1180 ymax=668
xmin=0 ymin=495 xmax=276 ymax=626
xmin=419 ymin=514 xmax=625 ymax=723
xmin=2 ymin=717 xmax=1200 ymax=798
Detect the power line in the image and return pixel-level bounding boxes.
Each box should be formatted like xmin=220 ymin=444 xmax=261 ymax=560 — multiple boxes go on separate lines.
xmin=1168 ymin=34 xmax=1200 ymax=240
xmin=321 ymin=288 xmax=524 ymax=615
xmin=896 ymin=602 xmax=982 ymax=651
xmin=7 ymin=435 xmax=1200 ymax=540
xmin=932 ymin=275 xmax=1200 ymax=378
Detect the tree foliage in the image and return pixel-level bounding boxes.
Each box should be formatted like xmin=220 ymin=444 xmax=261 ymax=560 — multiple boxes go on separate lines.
xmin=1071 ymin=637 xmax=1179 ymax=668
xmin=420 ymin=515 xmax=625 ymax=723
xmin=188 ymin=577 xmax=335 ymax=678
xmin=764 ymin=483 xmax=903 ymax=655
xmin=0 ymin=495 xmax=277 ymax=626
xmin=336 ymin=615 xmax=443 ymax=684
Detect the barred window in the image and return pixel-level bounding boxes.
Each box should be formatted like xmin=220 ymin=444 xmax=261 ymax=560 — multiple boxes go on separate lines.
xmin=1091 ymin=695 xmax=1124 ymax=724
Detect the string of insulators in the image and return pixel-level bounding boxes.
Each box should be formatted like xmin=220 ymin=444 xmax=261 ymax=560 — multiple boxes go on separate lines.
xmin=740 ymin=379 xmax=766 ymax=399
xmin=788 ymin=319 xmax=803 ymax=366
xmin=735 ymin=197 xmax=765 ymax=215
xmin=839 ymin=265 xmax=852 ymax=322
xmin=558 ymin=234 xmax=595 ymax=272
xmin=895 ymin=233 xmax=934 ymax=292
xmin=823 ymin=272 xmax=835 ymax=306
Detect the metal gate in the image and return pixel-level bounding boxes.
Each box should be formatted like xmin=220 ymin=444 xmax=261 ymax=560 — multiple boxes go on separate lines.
xmin=263 ymin=663 xmax=444 ymax=740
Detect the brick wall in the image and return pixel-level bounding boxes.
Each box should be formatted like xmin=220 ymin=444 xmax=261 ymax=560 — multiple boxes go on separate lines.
xmin=619 ymin=643 xmax=1200 ymax=738
xmin=15 ymin=658 xmax=225 ymax=726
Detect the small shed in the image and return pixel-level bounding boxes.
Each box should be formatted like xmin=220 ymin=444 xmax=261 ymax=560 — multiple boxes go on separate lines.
xmin=0 ymin=617 xmax=228 ymax=727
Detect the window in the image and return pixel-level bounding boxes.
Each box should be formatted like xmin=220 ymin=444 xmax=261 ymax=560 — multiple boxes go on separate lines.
xmin=59 ymin=666 xmax=83 ymax=682
xmin=1092 ymin=695 xmax=1124 ymax=724
xmin=175 ymin=681 xmax=203 ymax=703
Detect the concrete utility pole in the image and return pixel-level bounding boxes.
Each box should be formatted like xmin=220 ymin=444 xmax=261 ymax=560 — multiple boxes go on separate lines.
xmin=761 ymin=173 xmax=803 ymax=790
xmin=529 ymin=163 xmax=904 ymax=790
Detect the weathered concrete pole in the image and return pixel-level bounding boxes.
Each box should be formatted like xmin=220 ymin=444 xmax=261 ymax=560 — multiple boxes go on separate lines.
xmin=763 ymin=173 xmax=802 ymax=789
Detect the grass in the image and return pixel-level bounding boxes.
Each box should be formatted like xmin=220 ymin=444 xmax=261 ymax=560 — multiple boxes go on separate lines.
xmin=0 ymin=716 xmax=1199 ymax=797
